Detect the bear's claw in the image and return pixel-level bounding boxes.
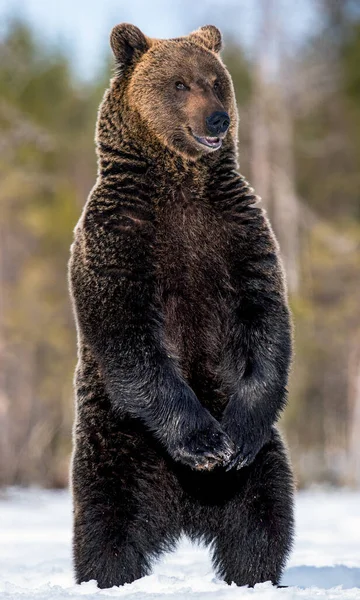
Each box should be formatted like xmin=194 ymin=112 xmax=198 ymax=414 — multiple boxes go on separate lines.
xmin=173 ymin=424 xmax=235 ymax=471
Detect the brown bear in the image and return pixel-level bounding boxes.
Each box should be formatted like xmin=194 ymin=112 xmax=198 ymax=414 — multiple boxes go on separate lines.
xmin=69 ymin=23 xmax=294 ymax=590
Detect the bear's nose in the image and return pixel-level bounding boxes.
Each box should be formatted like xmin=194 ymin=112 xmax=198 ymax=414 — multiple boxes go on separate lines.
xmin=206 ymin=111 xmax=230 ymax=136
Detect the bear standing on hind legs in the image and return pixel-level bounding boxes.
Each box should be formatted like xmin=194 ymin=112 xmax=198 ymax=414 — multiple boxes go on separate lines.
xmin=69 ymin=23 xmax=294 ymax=590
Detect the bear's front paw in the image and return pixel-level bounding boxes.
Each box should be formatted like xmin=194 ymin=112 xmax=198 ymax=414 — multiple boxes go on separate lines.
xmin=171 ymin=420 xmax=235 ymax=471
xmin=222 ymin=421 xmax=271 ymax=471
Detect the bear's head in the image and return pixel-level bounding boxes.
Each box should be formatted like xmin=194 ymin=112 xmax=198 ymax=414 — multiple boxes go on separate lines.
xmin=110 ymin=23 xmax=237 ymax=160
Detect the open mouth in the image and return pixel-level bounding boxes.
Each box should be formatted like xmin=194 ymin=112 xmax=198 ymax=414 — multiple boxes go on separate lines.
xmin=193 ymin=134 xmax=222 ymax=150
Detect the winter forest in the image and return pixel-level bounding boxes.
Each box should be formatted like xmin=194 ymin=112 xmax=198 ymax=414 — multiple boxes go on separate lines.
xmin=1 ymin=0 xmax=360 ymax=492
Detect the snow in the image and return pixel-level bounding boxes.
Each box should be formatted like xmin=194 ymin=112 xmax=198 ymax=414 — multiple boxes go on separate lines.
xmin=1 ymin=488 xmax=360 ymax=599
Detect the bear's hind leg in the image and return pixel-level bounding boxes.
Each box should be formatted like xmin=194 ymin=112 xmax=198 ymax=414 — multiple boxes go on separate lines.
xmin=72 ymin=433 xmax=182 ymax=589
xmin=73 ymin=501 xmax=154 ymax=588
xmin=210 ymin=429 xmax=294 ymax=588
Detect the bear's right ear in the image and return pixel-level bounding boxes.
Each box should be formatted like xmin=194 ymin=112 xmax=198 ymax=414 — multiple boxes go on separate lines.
xmin=188 ymin=25 xmax=223 ymax=53
xmin=110 ymin=24 xmax=150 ymax=69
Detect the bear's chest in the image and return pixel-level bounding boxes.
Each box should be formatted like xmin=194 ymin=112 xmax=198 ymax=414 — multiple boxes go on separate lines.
xmin=155 ymin=191 xmax=232 ymax=380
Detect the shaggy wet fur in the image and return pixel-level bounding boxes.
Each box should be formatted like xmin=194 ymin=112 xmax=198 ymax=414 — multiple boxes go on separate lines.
xmin=69 ymin=24 xmax=294 ymax=589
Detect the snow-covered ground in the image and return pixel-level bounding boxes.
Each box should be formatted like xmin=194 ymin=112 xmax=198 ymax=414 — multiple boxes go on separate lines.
xmin=1 ymin=488 xmax=360 ymax=599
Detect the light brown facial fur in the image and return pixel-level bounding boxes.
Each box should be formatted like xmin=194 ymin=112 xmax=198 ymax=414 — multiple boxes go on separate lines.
xmin=110 ymin=24 xmax=238 ymax=160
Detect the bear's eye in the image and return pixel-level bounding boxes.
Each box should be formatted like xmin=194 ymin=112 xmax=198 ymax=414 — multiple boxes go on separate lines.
xmin=175 ymin=81 xmax=188 ymax=91
xmin=213 ymin=81 xmax=220 ymax=91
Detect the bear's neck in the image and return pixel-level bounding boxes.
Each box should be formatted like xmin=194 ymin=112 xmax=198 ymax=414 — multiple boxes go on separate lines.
xmin=95 ymin=86 xmax=237 ymax=195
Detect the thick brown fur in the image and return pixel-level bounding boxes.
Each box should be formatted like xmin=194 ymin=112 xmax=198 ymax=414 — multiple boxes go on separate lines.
xmin=69 ymin=24 xmax=294 ymax=590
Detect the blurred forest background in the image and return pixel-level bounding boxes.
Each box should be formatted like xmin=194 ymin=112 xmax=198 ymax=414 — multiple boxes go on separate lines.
xmin=0 ymin=0 xmax=360 ymax=489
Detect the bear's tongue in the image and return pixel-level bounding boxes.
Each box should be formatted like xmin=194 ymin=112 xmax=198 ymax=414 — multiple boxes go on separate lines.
xmin=195 ymin=135 xmax=222 ymax=149
xmin=204 ymin=136 xmax=220 ymax=146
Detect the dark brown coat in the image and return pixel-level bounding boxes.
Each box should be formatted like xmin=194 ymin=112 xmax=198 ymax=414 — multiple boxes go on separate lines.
xmin=69 ymin=24 xmax=294 ymax=590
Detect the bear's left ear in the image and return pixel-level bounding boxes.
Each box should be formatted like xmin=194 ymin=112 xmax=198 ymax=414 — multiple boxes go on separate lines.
xmin=188 ymin=25 xmax=223 ymax=53
xmin=110 ymin=23 xmax=150 ymax=69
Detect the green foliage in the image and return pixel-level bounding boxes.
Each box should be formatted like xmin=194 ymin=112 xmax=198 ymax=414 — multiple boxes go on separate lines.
xmin=0 ymin=20 xmax=108 ymax=486
xmin=1 ymin=11 xmax=360 ymax=488
xmin=286 ymin=10 xmax=360 ymax=483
